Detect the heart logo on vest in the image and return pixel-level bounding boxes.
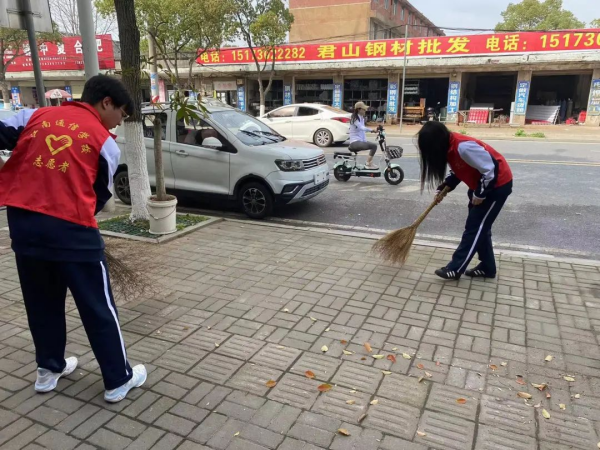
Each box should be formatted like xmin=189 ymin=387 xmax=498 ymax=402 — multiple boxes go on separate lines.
xmin=45 ymin=134 xmax=73 ymax=156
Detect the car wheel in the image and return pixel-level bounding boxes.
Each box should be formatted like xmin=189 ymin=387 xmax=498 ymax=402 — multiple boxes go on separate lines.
xmin=384 ymin=167 xmax=405 ymax=186
xmin=114 ymin=170 xmax=132 ymax=204
xmin=314 ymin=128 xmax=333 ymax=147
xmin=240 ymin=181 xmax=273 ymax=219
xmin=334 ymin=166 xmax=351 ymax=182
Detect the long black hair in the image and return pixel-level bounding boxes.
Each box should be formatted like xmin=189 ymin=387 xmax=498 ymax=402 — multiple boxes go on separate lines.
xmin=416 ymin=121 xmax=451 ymax=191
xmin=350 ymin=108 xmax=361 ymax=125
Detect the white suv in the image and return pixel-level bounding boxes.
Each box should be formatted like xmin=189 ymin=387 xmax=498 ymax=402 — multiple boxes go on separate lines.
xmin=113 ymin=104 xmax=329 ymax=219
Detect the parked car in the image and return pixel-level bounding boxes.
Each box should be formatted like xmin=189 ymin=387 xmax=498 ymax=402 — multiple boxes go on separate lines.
xmin=258 ymin=103 xmax=350 ymax=147
xmin=113 ymin=104 xmax=329 ymax=219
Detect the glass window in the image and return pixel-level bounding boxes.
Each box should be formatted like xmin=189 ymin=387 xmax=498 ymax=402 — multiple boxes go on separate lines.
xmin=142 ymin=113 xmax=166 ymax=140
xmin=210 ymin=110 xmax=286 ymax=146
xmin=269 ymin=106 xmax=296 ymax=118
xmin=177 ymin=119 xmax=226 ymax=148
xmin=384 ymin=0 xmax=388 ymax=9
xmin=393 ymin=0 xmax=397 ymax=15
xmin=297 ymin=107 xmax=319 ymax=117
xmin=401 ymin=7 xmax=404 ymax=20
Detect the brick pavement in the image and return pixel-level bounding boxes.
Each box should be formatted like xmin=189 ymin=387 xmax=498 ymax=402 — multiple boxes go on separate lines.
xmin=1 ymin=216 xmax=600 ymax=449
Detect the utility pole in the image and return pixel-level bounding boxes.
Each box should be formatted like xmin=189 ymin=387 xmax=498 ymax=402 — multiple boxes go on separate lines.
xmin=399 ymin=24 xmax=408 ymax=132
xmin=77 ymin=0 xmax=99 ymax=79
xmin=19 ymin=0 xmax=46 ymax=107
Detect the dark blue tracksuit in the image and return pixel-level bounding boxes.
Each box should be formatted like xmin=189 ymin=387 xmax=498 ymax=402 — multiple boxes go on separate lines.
xmin=1 ymin=111 xmax=132 ymax=390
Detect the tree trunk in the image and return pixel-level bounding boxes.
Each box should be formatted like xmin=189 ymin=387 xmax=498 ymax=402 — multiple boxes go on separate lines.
xmin=153 ymin=116 xmax=167 ymax=201
xmin=258 ymin=77 xmax=265 ymax=116
xmin=113 ymin=0 xmax=151 ymax=220
xmin=0 ymin=73 xmax=10 ymax=110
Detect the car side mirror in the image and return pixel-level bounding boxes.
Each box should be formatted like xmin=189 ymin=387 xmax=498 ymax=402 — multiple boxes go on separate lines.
xmin=202 ymin=137 xmax=222 ymax=148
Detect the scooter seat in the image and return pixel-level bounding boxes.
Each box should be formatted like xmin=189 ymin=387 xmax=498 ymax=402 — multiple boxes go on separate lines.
xmin=334 ymin=151 xmax=353 ymax=157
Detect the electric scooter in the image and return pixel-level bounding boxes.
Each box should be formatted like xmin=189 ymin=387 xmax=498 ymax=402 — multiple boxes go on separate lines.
xmin=333 ymin=125 xmax=404 ymax=185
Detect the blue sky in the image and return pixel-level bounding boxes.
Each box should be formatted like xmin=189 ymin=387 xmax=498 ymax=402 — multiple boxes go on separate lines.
xmin=412 ymin=0 xmax=600 ymax=34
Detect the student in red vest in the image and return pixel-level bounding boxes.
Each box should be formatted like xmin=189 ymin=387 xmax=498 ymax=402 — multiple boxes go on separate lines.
xmin=417 ymin=121 xmax=513 ymax=280
xmin=0 ymin=75 xmax=146 ymax=402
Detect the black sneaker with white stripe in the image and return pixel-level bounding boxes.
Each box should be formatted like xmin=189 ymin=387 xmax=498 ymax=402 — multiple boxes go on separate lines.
xmin=434 ymin=268 xmax=461 ymax=280
xmin=465 ymin=268 xmax=496 ymax=279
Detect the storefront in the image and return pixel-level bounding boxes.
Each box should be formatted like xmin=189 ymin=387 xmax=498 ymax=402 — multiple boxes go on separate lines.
xmin=213 ymin=80 xmax=239 ymax=108
xmin=247 ymin=80 xmax=284 ymax=115
xmin=461 ymin=72 xmax=517 ymax=118
xmin=401 ymin=77 xmax=450 ymax=121
xmin=344 ymin=78 xmax=388 ymax=118
xmin=528 ymin=72 xmax=592 ymax=123
xmin=295 ymin=79 xmax=334 ymax=104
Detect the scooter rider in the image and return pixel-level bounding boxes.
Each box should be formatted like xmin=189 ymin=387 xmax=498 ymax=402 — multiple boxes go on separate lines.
xmin=348 ymin=101 xmax=378 ymax=169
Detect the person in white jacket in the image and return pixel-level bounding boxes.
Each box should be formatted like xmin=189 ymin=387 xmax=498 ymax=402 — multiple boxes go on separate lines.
xmin=348 ymin=101 xmax=378 ymax=169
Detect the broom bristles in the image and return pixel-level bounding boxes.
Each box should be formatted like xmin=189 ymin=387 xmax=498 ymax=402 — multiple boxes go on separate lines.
xmin=372 ymin=224 xmax=418 ymax=265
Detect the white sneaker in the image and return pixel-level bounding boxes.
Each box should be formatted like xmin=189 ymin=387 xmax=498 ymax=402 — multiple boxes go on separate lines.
xmin=104 ymin=364 xmax=147 ymax=403
xmin=35 ymin=356 xmax=78 ymax=393
xmin=365 ymin=164 xmax=379 ymax=170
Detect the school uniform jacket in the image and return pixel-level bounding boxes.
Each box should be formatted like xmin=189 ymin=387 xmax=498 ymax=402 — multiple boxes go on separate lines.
xmin=440 ymin=133 xmax=513 ymax=200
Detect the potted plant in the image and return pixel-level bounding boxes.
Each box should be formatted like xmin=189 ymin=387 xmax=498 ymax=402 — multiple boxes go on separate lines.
xmin=147 ymin=90 xmax=203 ymax=234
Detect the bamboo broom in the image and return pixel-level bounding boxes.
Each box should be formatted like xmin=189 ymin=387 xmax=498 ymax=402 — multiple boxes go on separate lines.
xmin=372 ymin=186 xmax=451 ymax=265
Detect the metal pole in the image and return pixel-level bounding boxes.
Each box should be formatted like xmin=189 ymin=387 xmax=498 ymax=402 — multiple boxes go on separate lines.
xmin=19 ymin=0 xmax=46 ymax=107
xmin=77 ymin=0 xmax=99 ymax=79
xmin=399 ymin=24 xmax=408 ymax=132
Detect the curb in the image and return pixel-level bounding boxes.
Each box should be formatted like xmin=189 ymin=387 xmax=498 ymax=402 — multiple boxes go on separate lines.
xmin=223 ymin=217 xmax=600 ymax=268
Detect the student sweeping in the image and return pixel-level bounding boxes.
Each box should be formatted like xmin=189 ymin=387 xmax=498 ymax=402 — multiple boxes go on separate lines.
xmin=0 ymin=75 xmax=146 ymax=402
xmin=417 ymin=121 xmax=513 ymax=280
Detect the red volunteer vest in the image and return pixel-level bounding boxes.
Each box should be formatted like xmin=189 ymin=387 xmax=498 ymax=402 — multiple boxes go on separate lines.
xmin=0 ymin=102 xmax=111 ymax=228
xmin=448 ymin=133 xmax=512 ymax=191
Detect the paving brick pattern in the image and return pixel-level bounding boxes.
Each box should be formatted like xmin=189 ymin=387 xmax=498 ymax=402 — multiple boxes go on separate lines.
xmin=1 ymin=219 xmax=600 ymax=449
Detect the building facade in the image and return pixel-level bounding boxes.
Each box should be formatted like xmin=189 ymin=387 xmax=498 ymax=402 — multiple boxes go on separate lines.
xmin=288 ymin=0 xmax=443 ymax=44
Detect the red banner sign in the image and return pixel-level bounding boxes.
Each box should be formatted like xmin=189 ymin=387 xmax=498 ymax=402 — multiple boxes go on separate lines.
xmin=5 ymin=35 xmax=115 ymax=72
xmin=197 ymin=30 xmax=600 ymax=65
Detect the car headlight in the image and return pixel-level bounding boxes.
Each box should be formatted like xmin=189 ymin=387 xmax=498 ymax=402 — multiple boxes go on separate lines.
xmin=275 ymin=159 xmax=304 ymax=171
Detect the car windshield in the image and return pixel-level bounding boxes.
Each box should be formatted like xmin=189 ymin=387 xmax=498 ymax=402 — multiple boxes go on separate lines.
xmin=209 ymin=110 xmax=286 ymax=146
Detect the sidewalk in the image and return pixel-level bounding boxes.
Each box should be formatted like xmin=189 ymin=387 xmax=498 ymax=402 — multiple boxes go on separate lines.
xmin=1 ymin=215 xmax=600 ymax=449
xmin=381 ymin=123 xmax=600 ymax=142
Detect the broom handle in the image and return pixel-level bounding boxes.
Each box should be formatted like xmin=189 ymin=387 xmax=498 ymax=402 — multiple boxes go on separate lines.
xmin=412 ymin=186 xmax=451 ymax=227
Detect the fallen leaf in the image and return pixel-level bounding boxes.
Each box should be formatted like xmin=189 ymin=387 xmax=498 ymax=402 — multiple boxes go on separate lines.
xmin=207 ymin=326 xmax=211 ymax=330
xmin=436 ymin=361 xmax=441 ymax=366
xmin=370 ymin=399 xmax=379 ymax=405
xmin=542 ymin=409 xmax=551 ymax=419
xmin=534 ymin=403 xmax=541 ymax=408
xmin=361 ymin=357 xmax=367 ymax=361
xmin=358 ymin=414 xmax=367 ymax=423
xmin=456 ymin=398 xmax=467 ymax=404
xmin=516 ymin=376 xmax=526 ymax=385
xmin=283 ymin=308 xmax=289 ymax=313
xmin=364 ymin=343 xmax=372 ymax=353
xmin=417 ymin=363 xmax=425 ymax=370
xmin=234 ymin=431 xmax=240 ymax=437
xmin=318 ymin=383 xmax=332 ymax=392
xmin=559 ymin=403 xmax=566 ymax=410
xmin=425 ymin=372 xmax=433 ymax=378
xmin=214 ymin=343 xmax=219 ymax=347
xmin=564 ymin=376 xmax=575 ymax=382
xmin=574 ymin=394 xmax=581 ymax=399
xmin=382 ymin=371 xmax=392 ymax=375
xmin=387 ymin=354 xmax=397 ymax=363
xmin=402 ymin=353 xmax=412 ymax=360
xmin=544 ymin=355 xmax=553 ymax=362
xmin=321 ymin=345 xmax=329 ymax=352
xmin=417 ymin=431 xmax=427 ymax=437
xmin=546 ymin=392 xmax=552 ymax=399
xmin=501 ymin=362 xmax=508 ymax=366
xmin=310 ymin=317 xmax=317 ymax=322
xmin=343 ymin=350 xmax=354 ymax=355
xmin=265 ymin=380 xmax=277 ymax=388
xmin=156 ymin=330 xmax=162 ymax=334
xmin=597 ymin=442 xmax=600 ymax=449
xmin=518 ymin=392 xmax=533 ymax=399
xmin=183 ymin=326 xmax=189 ymax=330
xmin=337 ymin=428 xmax=351 ymax=436
xmin=349 ymin=390 xmax=357 ymax=393
xmin=489 ymin=364 xmax=498 ymax=371
xmin=372 ymin=355 xmax=385 ymax=359
xmin=305 ymin=370 xmax=315 ymax=379
xmin=325 ymin=328 xmax=330 ymax=332
xmin=340 ymin=339 xmax=348 ymax=344
xmin=418 ymin=376 xmax=425 ymax=383
xmin=346 ymin=400 xmax=355 ymax=405
xmin=392 ymin=347 xmax=398 ymax=351
xmin=532 ymin=383 xmax=547 ymax=391
xmin=276 ymin=345 xmax=285 ymax=349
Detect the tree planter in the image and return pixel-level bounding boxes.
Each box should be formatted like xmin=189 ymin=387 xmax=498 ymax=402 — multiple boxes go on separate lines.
xmin=147 ymin=195 xmax=177 ymax=235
